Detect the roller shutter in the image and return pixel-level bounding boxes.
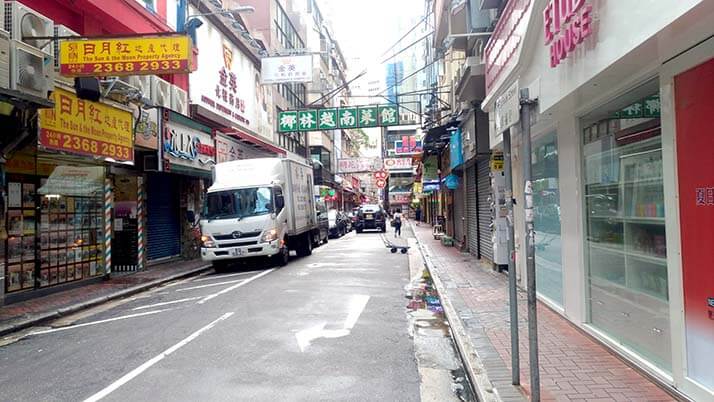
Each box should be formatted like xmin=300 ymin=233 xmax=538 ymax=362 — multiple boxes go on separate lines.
xmin=453 ymin=184 xmax=465 ymax=245
xmin=477 ymin=159 xmax=493 ymax=262
xmin=466 ymin=166 xmax=479 ymax=256
xmin=146 ymin=173 xmax=181 ymax=260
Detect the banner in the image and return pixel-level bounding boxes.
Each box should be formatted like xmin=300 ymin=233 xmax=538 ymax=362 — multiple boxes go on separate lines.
xmin=60 ymin=35 xmax=193 ymax=77
xmin=39 ymin=88 xmax=133 ymax=162
xmin=337 ymin=157 xmax=381 ymax=173
xmin=384 ymin=157 xmax=412 ymax=170
xmin=261 ymin=55 xmax=313 ymax=84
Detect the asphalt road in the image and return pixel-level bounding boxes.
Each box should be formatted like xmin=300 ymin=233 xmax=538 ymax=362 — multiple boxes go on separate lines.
xmin=0 ymin=230 xmax=425 ymax=402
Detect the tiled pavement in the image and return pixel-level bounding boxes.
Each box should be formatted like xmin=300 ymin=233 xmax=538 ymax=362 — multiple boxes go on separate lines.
xmin=411 ymin=223 xmax=677 ymax=402
xmin=0 ymin=259 xmax=210 ymax=336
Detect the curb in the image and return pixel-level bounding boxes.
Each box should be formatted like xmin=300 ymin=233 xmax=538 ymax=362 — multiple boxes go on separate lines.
xmin=0 ymin=264 xmax=211 ymax=337
xmin=409 ymin=223 xmax=507 ymax=402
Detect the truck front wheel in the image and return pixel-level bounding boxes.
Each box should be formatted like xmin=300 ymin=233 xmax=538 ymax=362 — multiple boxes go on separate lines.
xmin=274 ymin=245 xmax=289 ymax=267
xmin=298 ymin=234 xmax=313 ymax=257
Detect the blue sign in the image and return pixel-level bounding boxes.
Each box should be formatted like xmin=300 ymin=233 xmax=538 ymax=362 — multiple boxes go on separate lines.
xmin=443 ymin=174 xmax=459 ymax=190
xmin=449 ymin=128 xmax=464 ymax=169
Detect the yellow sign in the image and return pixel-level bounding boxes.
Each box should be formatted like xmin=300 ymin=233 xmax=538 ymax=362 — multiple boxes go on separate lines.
xmin=491 ymin=151 xmax=504 ymax=171
xmin=59 ymin=35 xmax=193 ymax=77
xmin=39 ymin=88 xmax=133 ymax=161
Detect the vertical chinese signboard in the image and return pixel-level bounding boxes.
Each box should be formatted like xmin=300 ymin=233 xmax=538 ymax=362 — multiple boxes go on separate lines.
xmin=39 ymin=88 xmax=134 ymax=162
xmin=59 ymin=35 xmax=193 ymax=77
xmin=674 ymin=58 xmax=714 ymax=392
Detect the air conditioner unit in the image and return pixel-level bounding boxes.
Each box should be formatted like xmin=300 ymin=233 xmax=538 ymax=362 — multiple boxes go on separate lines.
xmin=53 ymin=25 xmax=78 ymax=85
xmin=120 ymin=75 xmax=151 ymax=98
xmin=0 ymin=34 xmax=9 ymax=89
xmin=170 ymin=84 xmax=188 ymax=116
xmin=0 ymin=1 xmax=6 ymax=36
xmin=150 ymin=76 xmax=171 ymax=108
xmin=4 ymin=1 xmax=54 ymax=56
xmin=10 ymin=39 xmax=53 ymax=98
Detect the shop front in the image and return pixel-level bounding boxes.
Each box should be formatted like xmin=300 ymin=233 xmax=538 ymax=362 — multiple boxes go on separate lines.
xmin=3 ymin=87 xmax=133 ymax=302
xmin=481 ymin=0 xmax=714 ymax=399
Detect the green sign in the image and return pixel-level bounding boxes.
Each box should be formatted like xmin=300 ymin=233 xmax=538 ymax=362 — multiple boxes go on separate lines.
xmin=358 ymin=106 xmax=378 ymax=128
xmin=613 ymin=94 xmax=660 ymax=119
xmin=278 ymin=104 xmax=408 ymax=132
xmin=298 ymin=110 xmax=318 ymax=131
xmin=338 ymin=107 xmax=358 ymax=128
xmin=317 ymin=108 xmax=338 ymax=130
xmin=278 ymin=111 xmax=298 ymax=132
xmin=643 ymin=94 xmax=660 ymax=118
xmin=378 ymin=105 xmax=399 ymax=126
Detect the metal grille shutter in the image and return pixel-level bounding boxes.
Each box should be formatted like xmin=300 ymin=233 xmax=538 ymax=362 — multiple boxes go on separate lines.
xmin=466 ymin=166 xmax=479 ymax=256
xmin=477 ymin=159 xmax=493 ymax=262
xmin=146 ymin=173 xmax=181 ymax=260
xmin=453 ymin=185 xmax=465 ymax=244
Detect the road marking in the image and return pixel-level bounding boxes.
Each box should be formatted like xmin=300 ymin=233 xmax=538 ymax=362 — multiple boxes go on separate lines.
xmin=83 ymin=312 xmax=234 ymax=402
xmin=29 ymin=309 xmax=172 ymax=336
xmin=295 ymin=294 xmax=370 ymax=352
xmin=191 ymin=270 xmax=262 ymax=282
xmin=131 ymin=296 xmax=203 ymax=311
xmin=175 ymin=279 xmax=245 ymax=292
xmin=197 ymin=269 xmax=274 ymax=304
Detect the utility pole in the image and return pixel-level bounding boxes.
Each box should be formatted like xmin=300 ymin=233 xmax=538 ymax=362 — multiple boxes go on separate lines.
xmin=503 ymin=127 xmax=519 ymax=386
xmin=520 ymin=88 xmax=539 ymax=401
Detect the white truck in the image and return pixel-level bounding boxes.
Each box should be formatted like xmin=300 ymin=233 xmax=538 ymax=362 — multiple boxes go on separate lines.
xmin=199 ymin=158 xmax=318 ymax=270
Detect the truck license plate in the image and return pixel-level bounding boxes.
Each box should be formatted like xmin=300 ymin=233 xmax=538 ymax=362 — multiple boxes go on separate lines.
xmin=365 ymin=214 xmax=373 ymax=219
xmin=230 ymin=248 xmax=243 ymax=257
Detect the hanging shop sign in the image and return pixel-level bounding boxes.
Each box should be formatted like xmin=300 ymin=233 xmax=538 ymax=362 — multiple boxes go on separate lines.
xmin=134 ymin=107 xmax=159 ymax=150
xmin=544 ymin=0 xmax=594 ymax=68
xmin=337 ymin=157 xmax=382 ymax=173
xmin=261 ymin=55 xmax=313 ymax=84
xmin=163 ymin=119 xmax=215 ymax=171
xmin=375 ymin=178 xmax=387 ymax=189
xmin=389 ymin=193 xmax=411 ymax=204
xmin=39 ymin=88 xmax=133 ymax=162
xmin=374 ymin=170 xmax=388 ymax=180
xmin=494 ymin=80 xmax=520 ymax=134
xmin=422 ymin=156 xmax=438 ymax=182
xmin=278 ymin=105 xmax=400 ymax=132
xmin=59 ymin=35 xmax=194 ymax=77
xmin=394 ymin=135 xmax=423 ymax=155
xmin=384 ymin=157 xmax=413 ymax=171
xmin=190 ymin=13 xmax=273 ymax=140
xmin=449 ymin=128 xmax=464 ymax=169
xmin=490 ymin=151 xmax=504 ymax=171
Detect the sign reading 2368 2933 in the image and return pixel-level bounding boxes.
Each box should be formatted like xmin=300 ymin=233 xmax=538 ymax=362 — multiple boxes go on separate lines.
xmin=39 ymin=88 xmax=134 ymax=162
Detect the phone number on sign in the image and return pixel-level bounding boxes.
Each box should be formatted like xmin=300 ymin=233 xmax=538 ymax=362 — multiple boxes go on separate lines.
xmin=41 ymin=130 xmax=132 ymax=160
xmin=61 ymin=60 xmax=189 ymax=75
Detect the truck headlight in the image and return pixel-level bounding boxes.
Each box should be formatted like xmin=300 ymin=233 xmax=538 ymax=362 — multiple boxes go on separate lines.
xmin=201 ymin=235 xmax=216 ymax=248
xmin=261 ymin=229 xmax=279 ymax=242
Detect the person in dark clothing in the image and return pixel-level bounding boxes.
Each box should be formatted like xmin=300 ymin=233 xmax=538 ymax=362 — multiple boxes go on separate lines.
xmin=415 ymin=206 xmax=422 ymax=223
xmin=393 ymin=208 xmax=402 ymax=237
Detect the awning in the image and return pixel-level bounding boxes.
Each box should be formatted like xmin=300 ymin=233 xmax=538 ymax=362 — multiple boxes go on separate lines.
xmin=223 ymin=129 xmax=287 ymax=156
xmin=38 ymin=166 xmax=104 ymax=197
xmin=422 ymin=122 xmax=459 ymax=154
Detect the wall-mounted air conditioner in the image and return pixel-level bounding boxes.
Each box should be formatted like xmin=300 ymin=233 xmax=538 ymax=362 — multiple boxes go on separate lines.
xmin=120 ymin=75 xmax=151 ymax=99
xmin=170 ymin=84 xmax=188 ymax=116
xmin=4 ymin=1 xmax=54 ymax=56
xmin=53 ymin=24 xmax=78 ymax=85
xmin=10 ymin=39 xmax=53 ymax=98
xmin=150 ymin=76 xmax=171 ymax=109
xmin=0 ymin=34 xmax=10 ymax=89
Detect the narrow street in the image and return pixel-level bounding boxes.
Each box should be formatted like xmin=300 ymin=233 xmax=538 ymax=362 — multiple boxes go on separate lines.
xmin=0 ymin=229 xmax=471 ymax=401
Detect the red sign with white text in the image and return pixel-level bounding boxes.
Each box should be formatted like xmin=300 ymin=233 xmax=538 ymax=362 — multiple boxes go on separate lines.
xmin=674 ymin=57 xmax=714 ymax=390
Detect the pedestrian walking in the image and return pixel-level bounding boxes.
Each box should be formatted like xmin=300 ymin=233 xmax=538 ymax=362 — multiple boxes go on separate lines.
xmin=393 ymin=208 xmax=402 ymax=237
xmin=415 ymin=206 xmax=422 ymax=225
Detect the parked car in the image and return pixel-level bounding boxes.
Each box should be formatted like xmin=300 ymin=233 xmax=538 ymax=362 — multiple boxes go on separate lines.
xmin=355 ymin=204 xmax=386 ymax=233
xmin=328 ymin=209 xmax=347 ymax=238
xmin=314 ymin=200 xmax=329 ymax=246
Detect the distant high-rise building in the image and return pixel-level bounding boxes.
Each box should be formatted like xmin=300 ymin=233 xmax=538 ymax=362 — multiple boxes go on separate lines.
xmin=385 ymin=62 xmax=404 ymax=104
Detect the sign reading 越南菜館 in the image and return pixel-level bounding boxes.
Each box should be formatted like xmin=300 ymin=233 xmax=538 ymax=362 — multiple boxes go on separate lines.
xmin=278 ymin=105 xmax=403 ymax=132
xmin=39 ymin=88 xmax=133 ymax=162
xmin=59 ymin=35 xmax=193 ymax=77
xmin=261 ymin=55 xmax=313 ymax=84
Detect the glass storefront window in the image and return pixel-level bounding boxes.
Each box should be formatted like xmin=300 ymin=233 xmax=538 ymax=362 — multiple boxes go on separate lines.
xmin=532 ymin=132 xmax=563 ymax=306
xmin=582 ymin=84 xmax=671 ymax=371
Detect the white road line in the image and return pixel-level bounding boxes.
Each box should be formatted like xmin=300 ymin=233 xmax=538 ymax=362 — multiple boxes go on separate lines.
xmin=191 ymin=270 xmax=262 ymax=282
xmin=29 ymin=309 xmax=172 ymax=336
xmin=197 ymin=269 xmax=274 ymax=304
xmin=131 ymin=296 xmax=203 ymax=311
xmin=175 ymin=279 xmax=245 ymax=292
xmin=343 ymin=295 xmax=370 ymax=330
xmin=83 ymin=312 xmax=234 ymax=402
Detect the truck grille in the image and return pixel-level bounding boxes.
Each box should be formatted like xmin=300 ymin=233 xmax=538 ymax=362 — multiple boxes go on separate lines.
xmin=217 ymin=241 xmax=259 ymax=248
xmin=213 ymin=231 xmax=261 ymax=240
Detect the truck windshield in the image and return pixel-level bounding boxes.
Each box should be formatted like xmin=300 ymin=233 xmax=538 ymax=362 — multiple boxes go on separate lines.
xmin=204 ymin=187 xmax=273 ymax=220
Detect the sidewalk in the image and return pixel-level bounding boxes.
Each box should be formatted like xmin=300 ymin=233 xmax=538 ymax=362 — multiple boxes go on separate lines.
xmin=410 ymin=223 xmax=676 ymax=402
xmin=0 ymin=259 xmax=210 ymax=336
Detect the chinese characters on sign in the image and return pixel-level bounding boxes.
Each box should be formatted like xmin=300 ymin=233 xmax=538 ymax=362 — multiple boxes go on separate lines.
xmin=260 ymin=55 xmax=313 ymax=84
xmin=695 ymin=187 xmax=714 ymax=206
xmin=544 ymin=0 xmax=594 ymax=68
xmin=614 ymin=95 xmax=661 ymax=118
xmin=59 ymin=35 xmax=193 ymax=77
xmin=39 ymin=88 xmax=133 ymax=161
xmin=384 ymin=158 xmax=413 ymax=170
xmin=278 ymin=105 xmax=400 ymax=132
xmin=337 ymin=157 xmax=382 ymax=173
